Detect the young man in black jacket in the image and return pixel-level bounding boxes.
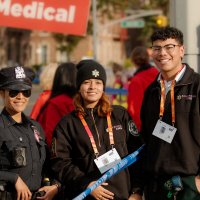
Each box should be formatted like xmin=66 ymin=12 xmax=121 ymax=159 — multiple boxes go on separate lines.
xmin=131 ymin=27 xmax=200 ymax=200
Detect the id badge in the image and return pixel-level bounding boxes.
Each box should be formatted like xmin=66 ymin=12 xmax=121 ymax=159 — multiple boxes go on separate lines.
xmin=94 ymin=148 xmax=121 ymax=174
xmin=152 ymin=119 xmax=177 ymax=143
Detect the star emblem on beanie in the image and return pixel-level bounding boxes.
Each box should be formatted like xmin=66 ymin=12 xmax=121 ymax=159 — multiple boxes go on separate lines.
xmin=92 ymin=69 xmax=99 ymax=77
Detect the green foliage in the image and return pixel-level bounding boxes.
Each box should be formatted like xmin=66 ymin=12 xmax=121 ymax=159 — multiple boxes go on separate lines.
xmin=53 ymin=34 xmax=83 ymax=54
xmin=96 ymin=0 xmax=143 ymax=18
xmin=147 ymin=0 xmax=169 ymax=14
xmin=124 ymin=58 xmax=133 ymax=69
xmin=32 ymin=64 xmax=42 ymax=72
xmin=52 ymin=0 xmax=130 ymax=59
xmin=53 ymin=0 xmax=169 ymax=60
xmin=129 ymin=0 xmax=169 ymax=47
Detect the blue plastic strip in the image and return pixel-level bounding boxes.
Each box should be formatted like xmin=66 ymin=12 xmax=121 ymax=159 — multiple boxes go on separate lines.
xmin=72 ymin=144 xmax=145 ymax=200
xmin=105 ymin=87 xmax=128 ymax=95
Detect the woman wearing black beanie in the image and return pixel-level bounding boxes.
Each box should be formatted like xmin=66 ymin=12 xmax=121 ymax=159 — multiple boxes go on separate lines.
xmin=50 ymin=59 xmax=143 ymax=200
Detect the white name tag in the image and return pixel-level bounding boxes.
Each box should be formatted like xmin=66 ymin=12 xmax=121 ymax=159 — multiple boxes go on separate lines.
xmin=152 ymin=119 xmax=177 ymax=143
xmin=94 ymin=148 xmax=121 ymax=174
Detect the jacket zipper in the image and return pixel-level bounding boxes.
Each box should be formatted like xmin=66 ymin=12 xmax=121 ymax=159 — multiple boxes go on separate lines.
xmin=91 ymin=109 xmax=101 ymax=147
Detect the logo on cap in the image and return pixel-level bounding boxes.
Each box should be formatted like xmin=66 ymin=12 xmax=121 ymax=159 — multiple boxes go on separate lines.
xmin=15 ymin=66 xmax=26 ymax=79
xmin=92 ymin=69 xmax=99 ymax=77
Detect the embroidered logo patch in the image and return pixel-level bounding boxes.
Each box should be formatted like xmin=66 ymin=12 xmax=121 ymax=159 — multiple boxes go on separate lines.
xmin=128 ymin=120 xmax=139 ymax=136
xmin=106 ymin=125 xmax=122 ymax=132
xmin=92 ymin=69 xmax=99 ymax=77
xmin=176 ymin=94 xmax=196 ymax=100
xmin=15 ymin=66 xmax=26 ymax=79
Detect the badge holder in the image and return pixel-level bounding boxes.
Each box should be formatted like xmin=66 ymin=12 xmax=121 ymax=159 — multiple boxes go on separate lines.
xmin=152 ymin=120 xmax=177 ymax=143
xmin=94 ymin=147 xmax=121 ymax=174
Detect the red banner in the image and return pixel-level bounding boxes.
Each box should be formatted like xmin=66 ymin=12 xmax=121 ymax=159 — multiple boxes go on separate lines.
xmin=0 ymin=0 xmax=91 ymax=36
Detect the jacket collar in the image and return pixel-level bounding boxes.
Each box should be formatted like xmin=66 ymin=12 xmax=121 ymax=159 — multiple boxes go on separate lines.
xmin=1 ymin=108 xmax=30 ymax=128
xmin=84 ymin=107 xmax=98 ymax=116
xmin=156 ymin=63 xmax=194 ymax=86
xmin=175 ymin=63 xmax=194 ymax=86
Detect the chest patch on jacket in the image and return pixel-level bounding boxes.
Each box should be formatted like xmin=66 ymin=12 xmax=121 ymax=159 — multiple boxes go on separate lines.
xmin=113 ymin=125 xmax=123 ymax=131
xmin=177 ymin=94 xmax=196 ymax=100
xmin=128 ymin=120 xmax=139 ymax=136
xmin=106 ymin=125 xmax=122 ymax=132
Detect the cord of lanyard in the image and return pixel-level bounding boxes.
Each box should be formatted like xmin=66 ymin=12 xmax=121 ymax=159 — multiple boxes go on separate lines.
xmin=159 ymin=66 xmax=184 ymax=126
xmin=159 ymin=79 xmax=175 ymax=126
xmin=78 ymin=112 xmax=114 ymax=158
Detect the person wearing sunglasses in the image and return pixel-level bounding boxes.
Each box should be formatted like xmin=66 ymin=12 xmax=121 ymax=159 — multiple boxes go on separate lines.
xmin=131 ymin=27 xmax=200 ymax=200
xmin=0 ymin=66 xmax=60 ymax=200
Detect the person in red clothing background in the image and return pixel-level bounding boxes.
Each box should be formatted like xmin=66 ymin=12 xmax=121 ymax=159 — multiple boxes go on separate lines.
xmin=127 ymin=46 xmax=159 ymax=131
xmin=30 ymin=63 xmax=58 ymax=120
xmin=37 ymin=62 xmax=77 ymax=147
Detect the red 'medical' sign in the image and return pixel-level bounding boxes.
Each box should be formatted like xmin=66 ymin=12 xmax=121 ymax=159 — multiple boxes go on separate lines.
xmin=0 ymin=0 xmax=91 ymax=36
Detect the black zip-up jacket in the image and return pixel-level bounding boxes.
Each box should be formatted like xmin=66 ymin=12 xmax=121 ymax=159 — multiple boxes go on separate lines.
xmin=51 ymin=105 xmax=142 ymax=200
xmin=136 ymin=64 xmax=200 ymax=190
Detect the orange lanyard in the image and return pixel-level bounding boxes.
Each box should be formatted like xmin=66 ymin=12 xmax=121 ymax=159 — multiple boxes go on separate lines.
xmin=106 ymin=113 xmax=114 ymax=146
xmin=78 ymin=112 xmax=114 ymax=157
xmin=160 ymin=79 xmax=175 ymax=125
xmin=159 ymin=66 xmax=183 ymax=126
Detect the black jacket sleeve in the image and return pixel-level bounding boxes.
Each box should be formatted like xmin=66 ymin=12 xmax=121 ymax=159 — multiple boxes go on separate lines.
xmin=119 ymin=105 xmax=145 ymax=194
xmin=50 ymin=118 xmax=93 ymax=197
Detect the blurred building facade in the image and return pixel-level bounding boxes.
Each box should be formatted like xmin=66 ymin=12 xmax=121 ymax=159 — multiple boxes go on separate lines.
xmin=0 ymin=20 xmax=126 ymax=68
xmin=0 ymin=28 xmax=31 ymax=68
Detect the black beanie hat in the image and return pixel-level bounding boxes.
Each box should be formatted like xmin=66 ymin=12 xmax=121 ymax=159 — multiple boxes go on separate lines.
xmin=76 ymin=59 xmax=107 ymax=89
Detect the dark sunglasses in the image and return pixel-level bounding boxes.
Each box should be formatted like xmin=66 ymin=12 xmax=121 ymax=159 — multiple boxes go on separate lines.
xmin=8 ymin=90 xmax=31 ymax=98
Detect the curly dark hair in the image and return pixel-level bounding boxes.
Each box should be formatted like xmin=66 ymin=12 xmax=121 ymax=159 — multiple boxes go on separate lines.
xmin=151 ymin=27 xmax=184 ymax=45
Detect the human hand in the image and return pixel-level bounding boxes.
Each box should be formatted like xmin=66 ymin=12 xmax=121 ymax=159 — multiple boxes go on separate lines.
xmin=195 ymin=175 xmax=200 ymax=192
xmin=15 ymin=176 xmax=32 ymax=200
xmin=88 ymin=181 xmax=114 ymax=200
xmin=128 ymin=193 xmax=143 ymax=200
xmin=34 ymin=185 xmax=58 ymax=200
